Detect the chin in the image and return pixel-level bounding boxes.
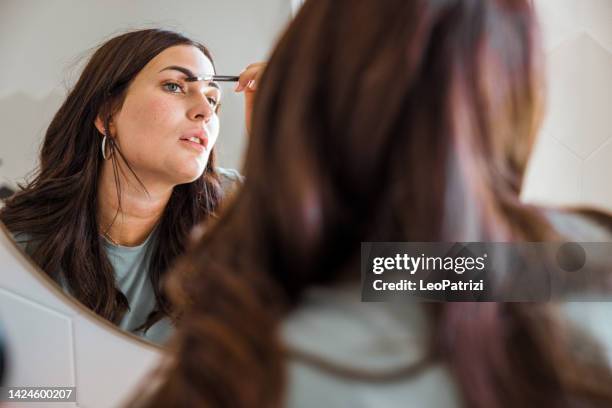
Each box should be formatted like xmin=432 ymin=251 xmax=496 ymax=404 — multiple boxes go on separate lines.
xmin=177 ymin=171 xmax=206 ymax=185
xmin=174 ymin=164 xmax=208 ymax=185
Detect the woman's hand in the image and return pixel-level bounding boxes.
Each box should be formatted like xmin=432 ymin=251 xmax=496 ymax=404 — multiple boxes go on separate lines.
xmin=234 ymin=62 xmax=266 ymax=136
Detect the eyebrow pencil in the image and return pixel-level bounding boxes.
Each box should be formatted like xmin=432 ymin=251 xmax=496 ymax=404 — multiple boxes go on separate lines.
xmin=185 ymin=75 xmax=240 ymax=82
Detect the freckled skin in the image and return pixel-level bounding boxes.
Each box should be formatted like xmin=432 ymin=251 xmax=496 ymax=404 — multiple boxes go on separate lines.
xmin=112 ymin=45 xmax=220 ymax=187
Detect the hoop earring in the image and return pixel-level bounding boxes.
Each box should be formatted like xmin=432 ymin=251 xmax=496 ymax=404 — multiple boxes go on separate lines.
xmin=101 ymin=135 xmax=113 ymax=160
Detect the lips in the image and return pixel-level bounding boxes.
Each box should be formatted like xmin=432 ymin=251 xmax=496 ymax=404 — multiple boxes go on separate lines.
xmin=179 ymin=129 xmax=209 ymax=150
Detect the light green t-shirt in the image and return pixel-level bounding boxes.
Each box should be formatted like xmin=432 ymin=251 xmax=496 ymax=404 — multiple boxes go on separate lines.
xmin=101 ymin=226 xmax=172 ymax=345
xmin=11 ymin=167 xmax=243 ymax=346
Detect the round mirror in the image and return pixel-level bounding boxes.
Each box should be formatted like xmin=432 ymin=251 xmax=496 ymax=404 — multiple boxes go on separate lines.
xmin=0 ymin=0 xmax=292 ymax=347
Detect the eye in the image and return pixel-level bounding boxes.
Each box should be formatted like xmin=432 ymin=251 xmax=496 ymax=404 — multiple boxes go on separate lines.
xmin=163 ymin=81 xmax=184 ymax=93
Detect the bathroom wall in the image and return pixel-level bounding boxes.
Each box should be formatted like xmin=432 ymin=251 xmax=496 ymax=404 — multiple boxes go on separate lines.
xmin=0 ymin=0 xmax=292 ymax=189
xmin=522 ymin=0 xmax=612 ymax=211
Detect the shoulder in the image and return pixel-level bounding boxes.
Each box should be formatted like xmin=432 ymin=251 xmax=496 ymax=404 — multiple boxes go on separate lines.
xmin=281 ymin=285 xmax=461 ymax=407
xmin=543 ymin=208 xmax=612 ymax=366
xmin=286 ymin=360 xmax=457 ymax=408
xmin=562 ymin=302 xmax=612 ymax=369
xmin=543 ymin=207 xmax=612 ymax=241
xmin=215 ymin=167 xmax=244 ymax=196
xmin=139 ymin=317 xmax=175 ymax=346
xmin=8 ymin=230 xmax=36 ymax=255
xmin=6 ymin=229 xmax=72 ymax=292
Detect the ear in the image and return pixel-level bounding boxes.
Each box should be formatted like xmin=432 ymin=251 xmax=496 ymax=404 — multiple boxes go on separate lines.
xmin=94 ymin=115 xmax=114 ymax=136
xmin=94 ymin=116 xmax=107 ymax=136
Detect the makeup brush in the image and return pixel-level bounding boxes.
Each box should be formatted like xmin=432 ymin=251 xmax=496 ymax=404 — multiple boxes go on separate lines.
xmin=185 ymin=75 xmax=239 ymax=82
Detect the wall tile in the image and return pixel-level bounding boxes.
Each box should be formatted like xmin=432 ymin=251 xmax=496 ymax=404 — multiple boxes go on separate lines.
xmin=523 ymin=1 xmax=612 ymax=211
xmin=583 ymin=138 xmax=612 ymax=209
xmin=522 ymin=132 xmax=582 ymax=206
xmin=542 ymin=33 xmax=612 ymax=159
xmin=0 ymin=289 xmax=75 ymax=388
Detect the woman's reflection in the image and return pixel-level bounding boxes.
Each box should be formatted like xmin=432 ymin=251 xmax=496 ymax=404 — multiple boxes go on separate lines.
xmin=0 ymin=29 xmax=255 ymax=345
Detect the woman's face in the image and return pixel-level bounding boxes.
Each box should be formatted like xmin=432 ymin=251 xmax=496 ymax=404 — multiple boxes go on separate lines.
xmin=106 ymin=44 xmax=221 ymax=186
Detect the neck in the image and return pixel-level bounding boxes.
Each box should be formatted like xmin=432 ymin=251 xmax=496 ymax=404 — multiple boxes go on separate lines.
xmin=97 ymin=159 xmax=172 ymax=247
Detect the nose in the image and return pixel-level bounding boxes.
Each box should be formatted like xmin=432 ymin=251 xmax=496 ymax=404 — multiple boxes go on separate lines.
xmin=187 ymin=94 xmax=214 ymax=123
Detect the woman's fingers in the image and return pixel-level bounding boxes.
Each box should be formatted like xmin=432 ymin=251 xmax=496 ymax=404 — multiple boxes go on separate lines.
xmin=234 ymin=62 xmax=267 ymax=136
xmin=235 ymin=62 xmax=266 ymax=92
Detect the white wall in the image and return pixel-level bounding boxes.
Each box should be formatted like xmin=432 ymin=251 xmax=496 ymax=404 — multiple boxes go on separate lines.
xmin=522 ymin=0 xmax=612 ymax=211
xmin=0 ymin=0 xmax=292 ymax=188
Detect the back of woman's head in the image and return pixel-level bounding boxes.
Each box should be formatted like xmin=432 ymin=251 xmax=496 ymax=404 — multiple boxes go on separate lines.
xmin=0 ymin=28 xmax=222 ymax=328
xmin=211 ymin=0 xmax=548 ymax=296
xmin=139 ymin=1 xmax=612 ymax=407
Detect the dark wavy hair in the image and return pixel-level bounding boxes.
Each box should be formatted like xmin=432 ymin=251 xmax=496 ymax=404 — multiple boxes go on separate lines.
xmin=0 ymin=29 xmax=223 ymax=331
xmin=134 ymin=1 xmax=612 ymax=407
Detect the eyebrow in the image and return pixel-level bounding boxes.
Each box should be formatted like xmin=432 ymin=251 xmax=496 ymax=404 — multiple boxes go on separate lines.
xmin=158 ymin=65 xmax=220 ymax=90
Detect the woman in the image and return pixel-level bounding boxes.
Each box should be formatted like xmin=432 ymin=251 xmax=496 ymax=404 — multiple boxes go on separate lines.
xmin=132 ymin=0 xmax=612 ymax=407
xmin=0 ymin=29 xmax=260 ymax=344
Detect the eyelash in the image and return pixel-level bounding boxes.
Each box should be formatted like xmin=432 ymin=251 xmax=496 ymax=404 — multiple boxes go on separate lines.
xmin=163 ymin=81 xmax=219 ymax=107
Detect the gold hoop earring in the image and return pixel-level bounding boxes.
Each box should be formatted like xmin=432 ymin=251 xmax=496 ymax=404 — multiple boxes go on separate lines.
xmin=101 ymin=135 xmax=113 ymax=160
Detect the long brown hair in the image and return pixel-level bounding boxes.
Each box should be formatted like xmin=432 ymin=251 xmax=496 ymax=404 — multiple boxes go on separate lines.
xmin=136 ymin=1 xmax=612 ymax=407
xmin=0 ymin=29 xmax=223 ymax=331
